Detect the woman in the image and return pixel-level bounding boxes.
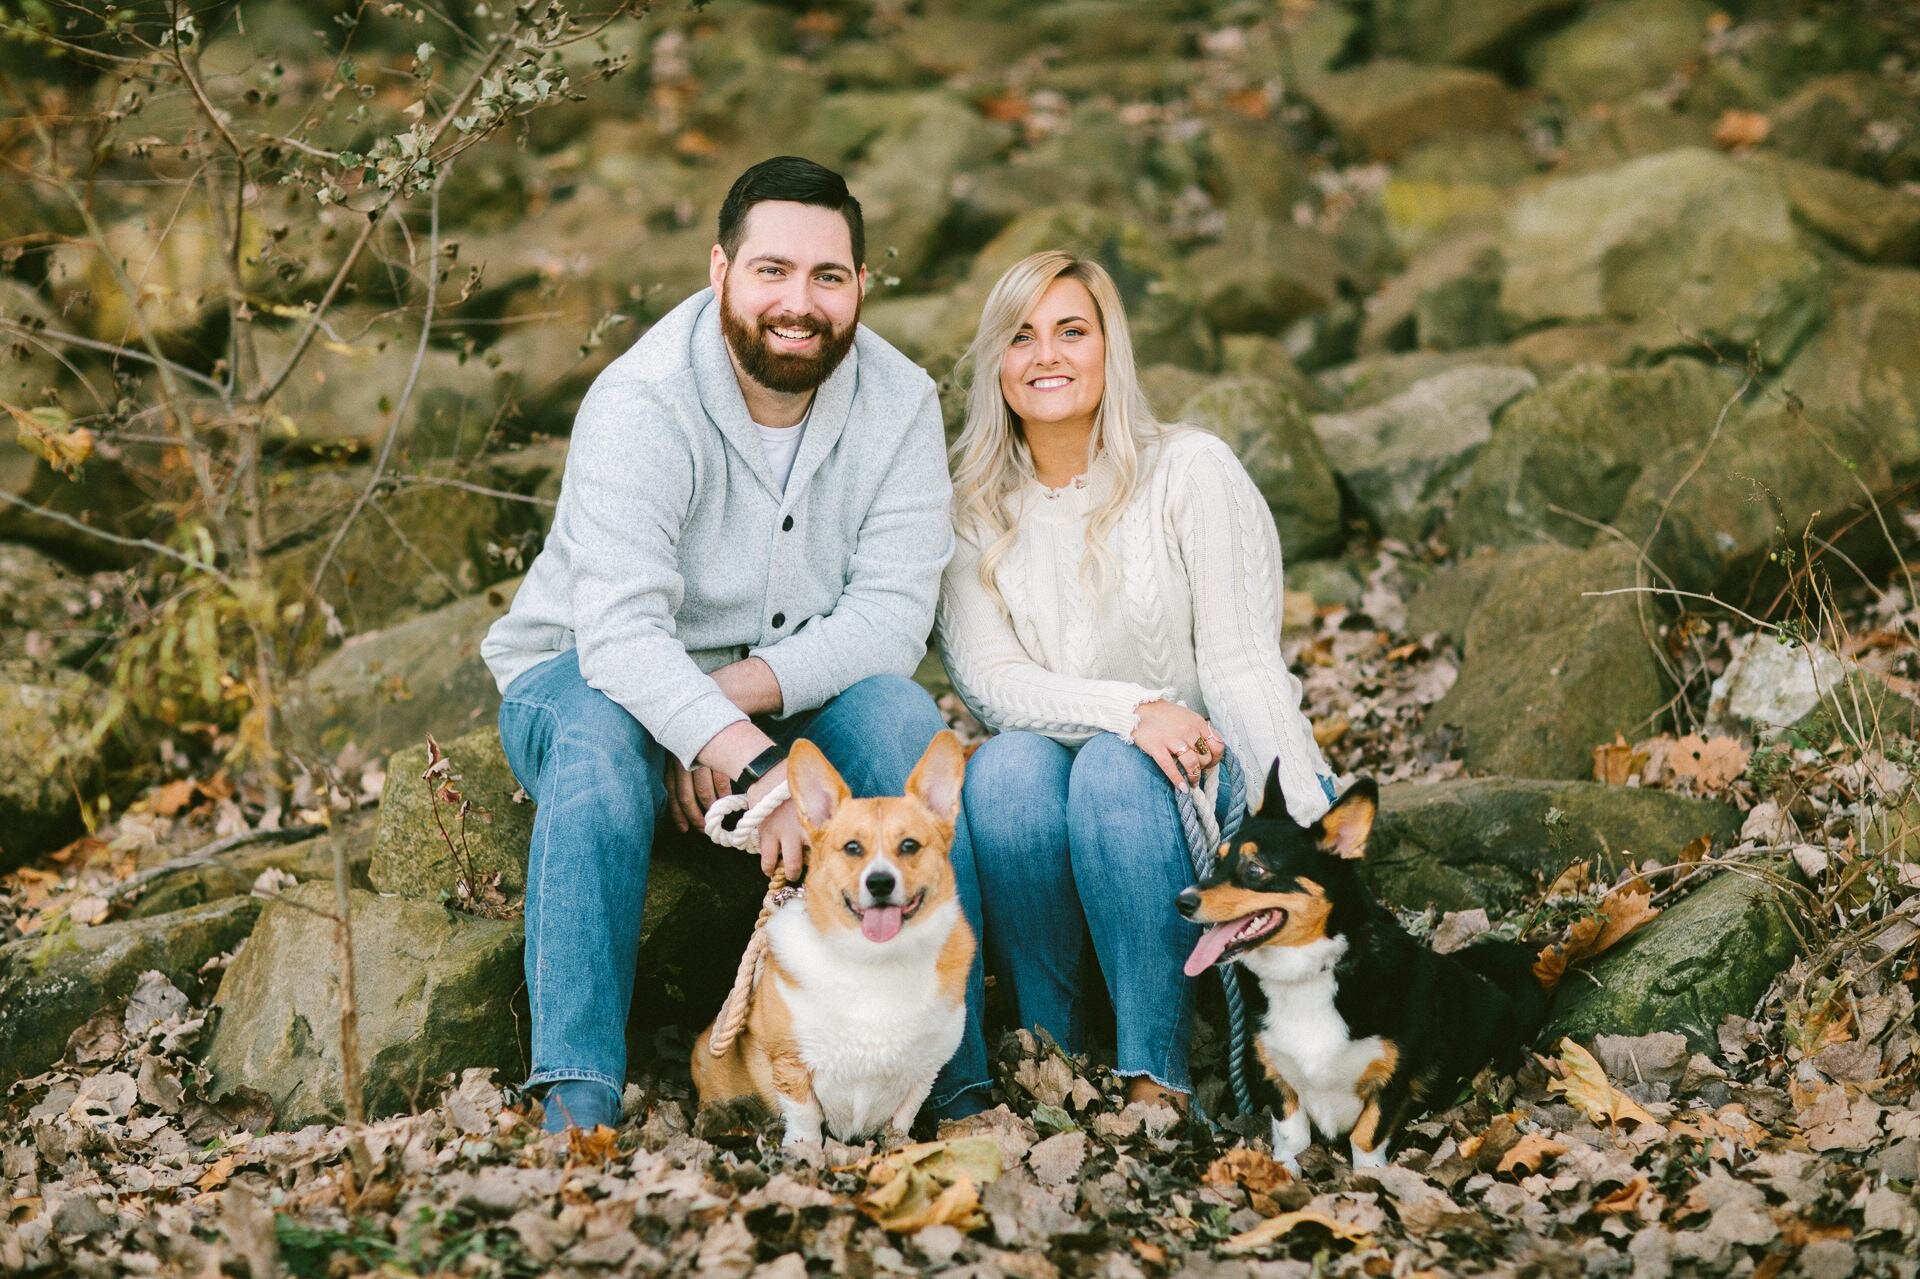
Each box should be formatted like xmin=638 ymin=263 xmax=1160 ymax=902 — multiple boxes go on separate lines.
xmin=936 ymin=250 xmax=1339 ymax=1110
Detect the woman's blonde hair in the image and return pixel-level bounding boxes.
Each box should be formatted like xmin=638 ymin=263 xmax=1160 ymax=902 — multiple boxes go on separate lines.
xmin=950 ymin=250 xmax=1163 ymax=612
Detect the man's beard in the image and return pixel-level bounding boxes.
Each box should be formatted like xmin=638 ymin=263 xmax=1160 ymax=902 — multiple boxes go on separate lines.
xmin=719 ymin=277 xmax=859 ymax=396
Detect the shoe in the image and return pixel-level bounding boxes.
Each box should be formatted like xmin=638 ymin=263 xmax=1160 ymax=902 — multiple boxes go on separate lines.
xmin=539 ymin=1080 xmax=619 ymax=1133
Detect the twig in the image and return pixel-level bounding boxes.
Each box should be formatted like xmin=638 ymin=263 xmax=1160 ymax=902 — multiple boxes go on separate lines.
xmin=0 ymin=319 xmax=228 ymax=395
xmin=392 ymin=474 xmax=557 ymax=507
xmin=1579 ymin=586 xmax=1780 ymax=633
xmin=0 ymin=491 xmax=231 ymax=580
xmin=106 ymin=823 xmax=326 ymax=904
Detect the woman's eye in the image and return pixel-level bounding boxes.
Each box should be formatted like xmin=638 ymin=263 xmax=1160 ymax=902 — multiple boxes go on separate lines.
xmin=898 ymin=839 xmax=920 ymax=856
xmin=1009 ymin=333 xmax=1030 ymax=345
xmin=842 ymin=840 xmax=863 ymax=857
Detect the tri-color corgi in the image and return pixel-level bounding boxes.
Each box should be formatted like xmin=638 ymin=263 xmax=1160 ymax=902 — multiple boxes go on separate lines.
xmin=1177 ymin=768 xmax=1547 ymax=1171
xmin=691 ymin=732 xmax=975 ymax=1147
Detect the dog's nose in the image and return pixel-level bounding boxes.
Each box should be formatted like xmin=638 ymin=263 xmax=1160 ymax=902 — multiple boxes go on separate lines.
xmin=865 ymin=869 xmax=897 ymax=901
xmin=1175 ymin=886 xmax=1201 ymax=918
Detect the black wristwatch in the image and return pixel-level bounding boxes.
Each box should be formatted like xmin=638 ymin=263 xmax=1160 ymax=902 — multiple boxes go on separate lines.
xmin=735 ymin=743 xmax=785 ymax=787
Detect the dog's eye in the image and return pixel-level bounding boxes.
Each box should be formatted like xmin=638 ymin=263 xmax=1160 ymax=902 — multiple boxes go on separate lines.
xmin=841 ymin=840 xmax=863 ymax=857
xmin=898 ymin=839 xmax=920 ymax=856
xmin=1242 ymin=860 xmax=1271 ymax=884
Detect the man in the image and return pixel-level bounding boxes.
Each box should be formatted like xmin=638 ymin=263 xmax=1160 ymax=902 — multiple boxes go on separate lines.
xmin=481 ymin=156 xmax=990 ymax=1132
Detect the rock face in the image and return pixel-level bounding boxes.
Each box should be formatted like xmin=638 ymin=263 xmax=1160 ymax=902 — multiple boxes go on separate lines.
xmin=1372 ymin=0 xmax=1579 ymax=67
xmin=1175 ymin=378 xmax=1345 ymax=559
xmin=1525 ymin=0 xmax=1714 ymax=109
xmin=1365 ymin=778 xmax=1742 ymax=913
xmin=1499 ymin=149 xmax=1827 ymax=365
xmin=0 ymin=661 xmax=105 ymax=871
xmin=0 ymin=897 xmax=262 ymax=1086
xmin=203 ymin=883 xmax=524 ymax=1126
xmin=1449 ymin=360 xmax=1738 ymax=552
xmin=1305 ymin=60 xmax=1521 ymax=161
xmin=1781 ymin=267 xmax=1920 ymax=476
xmin=1314 ymin=364 xmax=1537 ymax=541
xmin=1545 ymin=868 xmax=1799 ymax=1051
xmin=371 ymin=727 xmax=535 ymax=902
xmin=121 ymin=821 xmax=377 ymax=921
xmin=284 ymin=581 xmax=519 ymax=759
xmin=1428 ymin=543 xmax=1671 ymax=779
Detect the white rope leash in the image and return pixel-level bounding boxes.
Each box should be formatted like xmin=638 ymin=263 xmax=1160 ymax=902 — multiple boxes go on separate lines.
xmin=702 ymin=779 xmax=792 ymax=852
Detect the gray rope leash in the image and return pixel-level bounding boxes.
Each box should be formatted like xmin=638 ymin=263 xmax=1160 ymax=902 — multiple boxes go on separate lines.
xmin=1177 ymin=754 xmax=1253 ymax=1119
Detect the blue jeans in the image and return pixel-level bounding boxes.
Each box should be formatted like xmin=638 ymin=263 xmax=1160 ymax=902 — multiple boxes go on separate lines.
xmin=498 ymin=651 xmax=991 ymax=1115
xmin=965 ymin=730 xmax=1335 ymax=1094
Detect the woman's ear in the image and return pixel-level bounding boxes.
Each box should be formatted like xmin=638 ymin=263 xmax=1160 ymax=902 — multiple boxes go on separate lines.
xmin=1315 ymin=779 xmax=1380 ymax=860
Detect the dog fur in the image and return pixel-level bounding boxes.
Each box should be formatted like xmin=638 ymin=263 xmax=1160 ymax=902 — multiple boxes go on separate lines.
xmin=1177 ymin=765 xmax=1547 ymax=1171
xmin=691 ymin=732 xmax=975 ymax=1146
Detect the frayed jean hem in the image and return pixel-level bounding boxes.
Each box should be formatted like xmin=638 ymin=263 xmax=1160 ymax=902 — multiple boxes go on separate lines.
xmin=524 ymin=1068 xmax=622 ymax=1102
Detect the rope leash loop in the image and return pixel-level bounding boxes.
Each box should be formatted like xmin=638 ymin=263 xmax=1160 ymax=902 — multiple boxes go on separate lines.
xmin=1177 ymin=754 xmax=1254 ymax=1120
xmin=703 ymin=780 xmax=792 ymax=852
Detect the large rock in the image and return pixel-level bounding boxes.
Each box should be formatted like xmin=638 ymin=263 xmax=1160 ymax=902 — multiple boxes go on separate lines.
xmin=1359 ymin=227 xmax=1505 ymax=353
xmin=1449 ymin=360 xmax=1741 ymax=551
xmin=1174 ymin=378 xmax=1345 ymax=559
xmin=0 ymin=544 xmax=94 ymax=666
xmin=1365 ymin=778 xmax=1742 ymax=912
xmin=1769 ymin=157 xmax=1920 ymax=265
xmin=43 ymin=208 xmax=272 ymax=346
xmin=1769 ymin=73 xmax=1920 ymax=186
xmin=1316 ymin=347 xmax=1524 ymax=410
xmin=202 ymin=883 xmax=523 ymax=1126
xmin=1610 ymin=403 xmax=1894 ymax=596
xmin=284 ymin=581 xmax=518 ymax=759
xmin=371 ymin=727 xmax=534 ymax=902
xmin=842 ymin=94 xmax=1007 ymax=286
xmin=0 ymin=661 xmax=105 ymax=871
xmin=1525 ymin=0 xmax=1713 ymax=109
xmin=1371 ymin=0 xmax=1579 ymax=67
xmin=0 ymin=897 xmax=262 ymax=1086
xmin=121 ymin=821 xmax=377 ymax=921
xmin=1781 ymin=267 xmax=1920 ymax=477
xmin=1305 ymin=60 xmax=1521 ymax=162
xmin=1188 ymin=219 xmax=1344 ymax=335
xmin=1545 ymin=867 xmax=1798 ymax=1051
xmin=1314 ymin=364 xmax=1537 ymax=541
xmin=1428 ymin=543 xmax=1672 ymax=779
xmin=1499 ymin=149 xmax=1828 ymax=366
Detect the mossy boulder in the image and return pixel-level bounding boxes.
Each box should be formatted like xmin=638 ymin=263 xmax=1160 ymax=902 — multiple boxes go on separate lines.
xmin=202 ymin=883 xmax=523 ymax=1126
xmin=0 ymin=544 xmax=94 ymax=666
xmin=1499 ymin=148 xmax=1828 ymax=367
xmin=1428 ymin=543 xmax=1672 ymax=779
xmin=1314 ymin=364 xmax=1537 ymax=541
xmin=0 ymin=897 xmax=262 ymax=1086
xmin=1371 ymin=0 xmax=1579 ymax=68
xmin=842 ymin=93 xmax=1007 ymax=286
xmin=1366 ymin=777 xmax=1742 ymax=913
xmin=1449 ymin=360 xmax=1741 ymax=551
xmin=371 ymin=727 xmax=534 ymax=903
xmin=1525 ymin=0 xmax=1713 ymax=109
xmin=1175 ymin=378 xmax=1345 ymax=559
xmin=1188 ymin=219 xmax=1344 ymax=335
xmin=1545 ymin=867 xmax=1799 ymax=1051
xmin=1304 ymin=60 xmax=1521 ymax=162
xmin=121 ymin=822 xmax=377 ymax=921
xmin=1768 ymin=157 xmax=1920 ymax=265
xmin=0 ymin=661 xmax=106 ymax=871
xmin=1781 ymin=267 xmax=1920 ymax=478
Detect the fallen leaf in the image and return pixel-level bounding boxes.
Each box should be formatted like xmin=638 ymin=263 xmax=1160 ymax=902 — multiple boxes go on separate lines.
xmin=67 ymin=895 xmax=109 ymax=926
xmin=1204 ymin=1147 xmax=1292 ymax=1196
xmin=7 ymin=402 xmax=94 ymax=476
xmin=140 ymin=778 xmax=200 ymax=817
xmin=1546 ymin=1039 xmax=1661 ymax=1129
xmin=1497 ymin=1132 xmax=1567 ymax=1176
xmin=196 ymin=1155 xmax=235 ymax=1191
xmin=1593 ymin=1177 xmax=1651 ymax=1216
xmin=1678 ymin=833 xmax=1712 ymax=864
xmin=1666 ymin=734 xmax=1751 ymax=790
xmin=860 ymin=1136 xmax=1002 ymax=1233
xmin=1714 ymin=108 xmax=1772 ymax=149
xmin=1223 ymin=1209 xmax=1371 ymax=1254
xmin=1534 ymin=885 xmax=1660 ymax=991
xmin=1592 ymin=734 xmax=1649 ymax=786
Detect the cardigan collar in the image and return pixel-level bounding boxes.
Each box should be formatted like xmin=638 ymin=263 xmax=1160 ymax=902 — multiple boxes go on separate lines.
xmin=690 ymin=289 xmax=858 ymax=507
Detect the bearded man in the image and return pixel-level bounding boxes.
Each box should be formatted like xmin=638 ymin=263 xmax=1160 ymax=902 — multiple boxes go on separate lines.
xmin=481 ymin=157 xmax=989 ymax=1132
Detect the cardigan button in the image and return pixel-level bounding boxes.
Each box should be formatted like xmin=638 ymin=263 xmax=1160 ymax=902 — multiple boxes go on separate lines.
xmin=771 ymin=612 xmax=786 ymax=628
xmin=781 ymin=515 xmax=794 ymax=532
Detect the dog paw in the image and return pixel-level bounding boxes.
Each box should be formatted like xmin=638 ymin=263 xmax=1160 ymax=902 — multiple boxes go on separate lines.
xmin=779 ymin=1134 xmax=827 ymax=1165
xmin=1278 ymin=1153 xmax=1302 ymax=1176
xmin=1350 ymin=1143 xmax=1388 ymax=1170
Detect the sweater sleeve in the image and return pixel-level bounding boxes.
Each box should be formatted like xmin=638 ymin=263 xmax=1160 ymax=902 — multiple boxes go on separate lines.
xmin=1170 ymin=437 xmax=1334 ymax=826
xmin=936 ymin=526 xmax=1174 ymax=742
xmin=560 ymin=381 xmax=747 ymax=767
xmin=749 ymin=382 xmax=953 ymax=715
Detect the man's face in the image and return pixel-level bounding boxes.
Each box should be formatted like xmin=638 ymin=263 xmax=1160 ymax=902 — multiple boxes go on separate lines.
xmin=710 ymin=201 xmax=865 ymax=396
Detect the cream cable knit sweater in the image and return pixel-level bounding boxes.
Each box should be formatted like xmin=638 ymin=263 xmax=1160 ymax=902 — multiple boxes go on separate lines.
xmin=936 ymin=428 xmax=1335 ymax=827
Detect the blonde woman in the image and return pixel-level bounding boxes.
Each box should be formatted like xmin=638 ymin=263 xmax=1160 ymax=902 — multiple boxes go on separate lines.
xmin=936 ymin=251 xmax=1339 ymax=1109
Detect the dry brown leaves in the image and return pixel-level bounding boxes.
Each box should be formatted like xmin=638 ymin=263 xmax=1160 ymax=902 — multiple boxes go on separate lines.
xmin=1545 ymin=1039 xmax=1662 ymax=1130
xmin=1222 ymin=1209 xmax=1373 ymax=1254
xmin=1533 ymin=884 xmax=1661 ymax=991
xmin=858 ymin=1136 xmax=1002 ymax=1233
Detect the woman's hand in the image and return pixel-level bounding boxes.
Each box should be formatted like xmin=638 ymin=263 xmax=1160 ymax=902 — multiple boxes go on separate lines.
xmin=664 ymin=758 xmax=732 ymax=832
xmin=1132 ymin=700 xmax=1225 ymax=792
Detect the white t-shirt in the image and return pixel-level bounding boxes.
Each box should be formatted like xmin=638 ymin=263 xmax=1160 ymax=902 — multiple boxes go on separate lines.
xmin=755 ymin=419 xmax=806 ymax=493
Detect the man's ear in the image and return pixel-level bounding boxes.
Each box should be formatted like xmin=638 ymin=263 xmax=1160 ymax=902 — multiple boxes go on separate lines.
xmin=1315 ymin=779 xmax=1379 ymax=860
xmin=709 ymin=243 xmax=728 ymax=296
xmin=1249 ymin=759 xmax=1285 ymax=819
xmin=905 ymin=731 xmax=965 ymax=824
xmin=787 ymin=740 xmax=849 ymax=832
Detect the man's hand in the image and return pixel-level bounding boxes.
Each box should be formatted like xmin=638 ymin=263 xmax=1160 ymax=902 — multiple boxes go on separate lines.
xmin=712 ymin=656 xmax=784 ymax=717
xmin=757 ymin=799 xmax=807 ymax=882
xmin=664 ymin=757 xmax=732 ymax=832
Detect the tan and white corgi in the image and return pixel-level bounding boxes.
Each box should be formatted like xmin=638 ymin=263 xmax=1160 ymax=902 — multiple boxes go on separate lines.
xmin=691 ymin=732 xmax=975 ymax=1146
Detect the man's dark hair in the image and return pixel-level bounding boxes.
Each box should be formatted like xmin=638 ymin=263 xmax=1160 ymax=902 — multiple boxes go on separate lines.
xmin=717 ymin=156 xmax=865 ymax=268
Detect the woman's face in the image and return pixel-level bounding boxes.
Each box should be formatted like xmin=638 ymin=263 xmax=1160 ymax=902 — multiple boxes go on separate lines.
xmin=999 ymin=276 xmax=1106 ymax=434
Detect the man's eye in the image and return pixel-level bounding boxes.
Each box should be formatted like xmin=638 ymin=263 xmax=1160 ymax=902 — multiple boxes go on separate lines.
xmin=816 ymin=274 xmax=844 ymax=286
xmin=759 ymin=266 xmax=782 ymax=277
xmin=898 ymin=839 xmax=920 ymax=856
xmin=842 ymin=840 xmax=863 ymax=857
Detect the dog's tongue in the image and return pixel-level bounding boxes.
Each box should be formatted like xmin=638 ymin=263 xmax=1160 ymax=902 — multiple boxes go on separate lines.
xmin=1184 ymin=922 xmax=1243 ymax=977
xmin=861 ymin=905 xmax=904 ymax=944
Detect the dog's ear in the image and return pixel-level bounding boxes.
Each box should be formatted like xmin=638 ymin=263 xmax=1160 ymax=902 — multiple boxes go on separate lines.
xmin=1315 ymin=778 xmax=1379 ymax=860
xmin=905 ymin=731 xmax=965 ymax=824
xmin=1248 ymin=759 xmax=1286 ymax=819
xmin=787 ymin=739 xmax=850 ymax=831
